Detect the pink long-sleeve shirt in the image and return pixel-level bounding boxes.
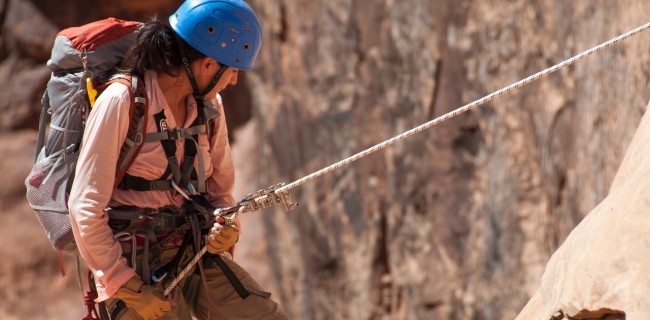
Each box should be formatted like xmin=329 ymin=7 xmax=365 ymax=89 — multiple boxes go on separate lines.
xmin=68 ymin=70 xmax=236 ymax=301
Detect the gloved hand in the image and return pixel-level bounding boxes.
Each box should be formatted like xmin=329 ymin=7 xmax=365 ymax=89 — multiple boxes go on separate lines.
xmin=206 ymin=215 xmax=240 ymax=254
xmin=115 ymin=275 xmax=172 ymax=320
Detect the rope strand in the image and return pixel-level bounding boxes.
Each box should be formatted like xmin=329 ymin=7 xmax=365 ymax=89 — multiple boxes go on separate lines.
xmin=164 ymin=21 xmax=650 ymax=297
xmin=276 ymin=22 xmax=650 ymax=194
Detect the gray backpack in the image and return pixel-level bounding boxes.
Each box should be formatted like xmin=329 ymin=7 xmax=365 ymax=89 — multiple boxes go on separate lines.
xmin=25 ymin=18 xmax=147 ymax=252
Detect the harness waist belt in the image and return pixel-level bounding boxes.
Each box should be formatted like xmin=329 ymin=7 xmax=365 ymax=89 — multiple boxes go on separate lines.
xmin=107 ymin=205 xmax=212 ymax=234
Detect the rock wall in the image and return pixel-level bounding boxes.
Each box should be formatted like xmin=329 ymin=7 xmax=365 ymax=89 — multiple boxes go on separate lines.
xmin=248 ymin=0 xmax=650 ymax=319
xmin=1 ymin=0 xmax=649 ymax=319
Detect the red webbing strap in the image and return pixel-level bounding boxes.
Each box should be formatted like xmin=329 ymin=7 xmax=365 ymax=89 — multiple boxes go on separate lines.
xmin=58 ymin=251 xmax=66 ymax=277
xmin=82 ymin=271 xmax=100 ymax=320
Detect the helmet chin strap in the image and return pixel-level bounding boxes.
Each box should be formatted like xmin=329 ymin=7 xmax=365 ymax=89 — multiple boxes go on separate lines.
xmin=175 ymin=35 xmax=230 ymax=104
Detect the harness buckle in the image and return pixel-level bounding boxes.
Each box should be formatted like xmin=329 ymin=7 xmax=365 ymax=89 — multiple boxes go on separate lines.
xmin=167 ymin=129 xmax=183 ymax=140
xmin=134 ymin=132 xmax=143 ymax=144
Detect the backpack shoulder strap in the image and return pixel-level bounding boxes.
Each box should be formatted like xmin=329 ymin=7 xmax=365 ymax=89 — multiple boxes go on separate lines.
xmin=106 ymin=74 xmax=149 ymax=188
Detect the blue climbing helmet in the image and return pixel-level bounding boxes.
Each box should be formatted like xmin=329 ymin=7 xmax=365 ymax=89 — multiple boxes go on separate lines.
xmin=169 ymin=0 xmax=262 ymax=70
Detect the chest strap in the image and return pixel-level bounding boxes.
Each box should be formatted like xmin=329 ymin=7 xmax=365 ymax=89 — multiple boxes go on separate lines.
xmin=117 ymin=109 xmax=209 ymax=195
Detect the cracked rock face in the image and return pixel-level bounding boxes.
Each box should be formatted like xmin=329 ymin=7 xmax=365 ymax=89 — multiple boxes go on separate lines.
xmin=250 ymin=1 xmax=650 ymax=319
xmin=2 ymin=0 xmax=650 ymax=319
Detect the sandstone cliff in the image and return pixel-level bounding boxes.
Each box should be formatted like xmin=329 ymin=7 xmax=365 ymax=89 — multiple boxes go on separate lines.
xmin=1 ymin=0 xmax=649 ymax=319
xmin=248 ymin=1 xmax=650 ymax=319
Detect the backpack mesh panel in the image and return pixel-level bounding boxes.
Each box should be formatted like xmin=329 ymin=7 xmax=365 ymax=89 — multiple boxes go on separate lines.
xmin=26 ymin=148 xmax=79 ymax=251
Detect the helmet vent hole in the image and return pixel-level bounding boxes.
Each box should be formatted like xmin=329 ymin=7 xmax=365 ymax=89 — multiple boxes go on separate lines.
xmin=207 ymin=26 xmax=215 ymax=33
xmin=236 ymin=58 xmax=240 ymax=63
xmin=243 ymin=43 xmax=250 ymax=50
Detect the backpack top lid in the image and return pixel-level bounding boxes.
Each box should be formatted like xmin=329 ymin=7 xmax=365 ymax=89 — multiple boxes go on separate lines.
xmin=47 ymin=18 xmax=142 ymax=75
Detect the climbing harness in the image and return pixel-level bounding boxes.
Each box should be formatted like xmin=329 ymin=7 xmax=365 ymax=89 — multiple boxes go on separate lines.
xmin=163 ymin=183 xmax=295 ymax=296
xmin=165 ymin=21 xmax=650 ymax=295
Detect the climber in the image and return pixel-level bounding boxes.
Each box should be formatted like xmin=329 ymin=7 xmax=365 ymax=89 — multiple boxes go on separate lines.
xmin=67 ymin=0 xmax=287 ymax=319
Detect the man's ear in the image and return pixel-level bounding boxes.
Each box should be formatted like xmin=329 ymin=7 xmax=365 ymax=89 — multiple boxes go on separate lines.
xmin=202 ymin=57 xmax=218 ymax=74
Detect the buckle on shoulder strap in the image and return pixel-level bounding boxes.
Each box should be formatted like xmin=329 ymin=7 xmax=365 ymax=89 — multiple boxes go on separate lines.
xmin=167 ymin=129 xmax=184 ymax=140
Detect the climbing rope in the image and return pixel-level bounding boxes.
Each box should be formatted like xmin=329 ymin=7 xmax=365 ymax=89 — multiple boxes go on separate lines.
xmin=164 ymin=246 xmax=208 ymax=296
xmin=164 ymin=21 xmax=650 ymax=296
xmin=276 ymin=21 xmax=650 ymax=194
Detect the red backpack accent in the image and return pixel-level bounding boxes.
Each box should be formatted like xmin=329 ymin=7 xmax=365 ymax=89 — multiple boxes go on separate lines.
xmin=61 ymin=18 xmax=141 ymax=51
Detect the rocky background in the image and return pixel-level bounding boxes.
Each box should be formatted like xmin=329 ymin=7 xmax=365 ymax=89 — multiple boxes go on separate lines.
xmin=1 ymin=0 xmax=649 ymax=319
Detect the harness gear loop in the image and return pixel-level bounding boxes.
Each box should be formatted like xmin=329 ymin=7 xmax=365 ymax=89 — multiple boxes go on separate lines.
xmin=114 ymin=231 xmax=137 ymax=269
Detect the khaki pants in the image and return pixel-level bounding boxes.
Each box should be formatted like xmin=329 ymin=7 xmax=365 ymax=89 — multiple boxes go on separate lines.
xmin=105 ymin=245 xmax=288 ymax=320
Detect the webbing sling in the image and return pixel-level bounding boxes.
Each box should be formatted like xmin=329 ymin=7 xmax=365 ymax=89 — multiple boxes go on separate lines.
xmin=208 ymin=253 xmax=250 ymax=299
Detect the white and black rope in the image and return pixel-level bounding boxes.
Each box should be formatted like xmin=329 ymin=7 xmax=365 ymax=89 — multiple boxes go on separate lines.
xmin=277 ymin=22 xmax=650 ymax=194
xmin=165 ymin=21 xmax=650 ymax=297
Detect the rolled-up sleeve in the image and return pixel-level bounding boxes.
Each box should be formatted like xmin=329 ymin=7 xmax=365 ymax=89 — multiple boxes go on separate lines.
xmin=68 ymin=83 xmax=136 ymax=301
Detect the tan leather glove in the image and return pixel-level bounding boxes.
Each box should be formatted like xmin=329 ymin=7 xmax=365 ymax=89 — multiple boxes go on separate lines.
xmin=206 ymin=215 xmax=240 ymax=254
xmin=114 ymin=275 xmax=172 ymax=320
